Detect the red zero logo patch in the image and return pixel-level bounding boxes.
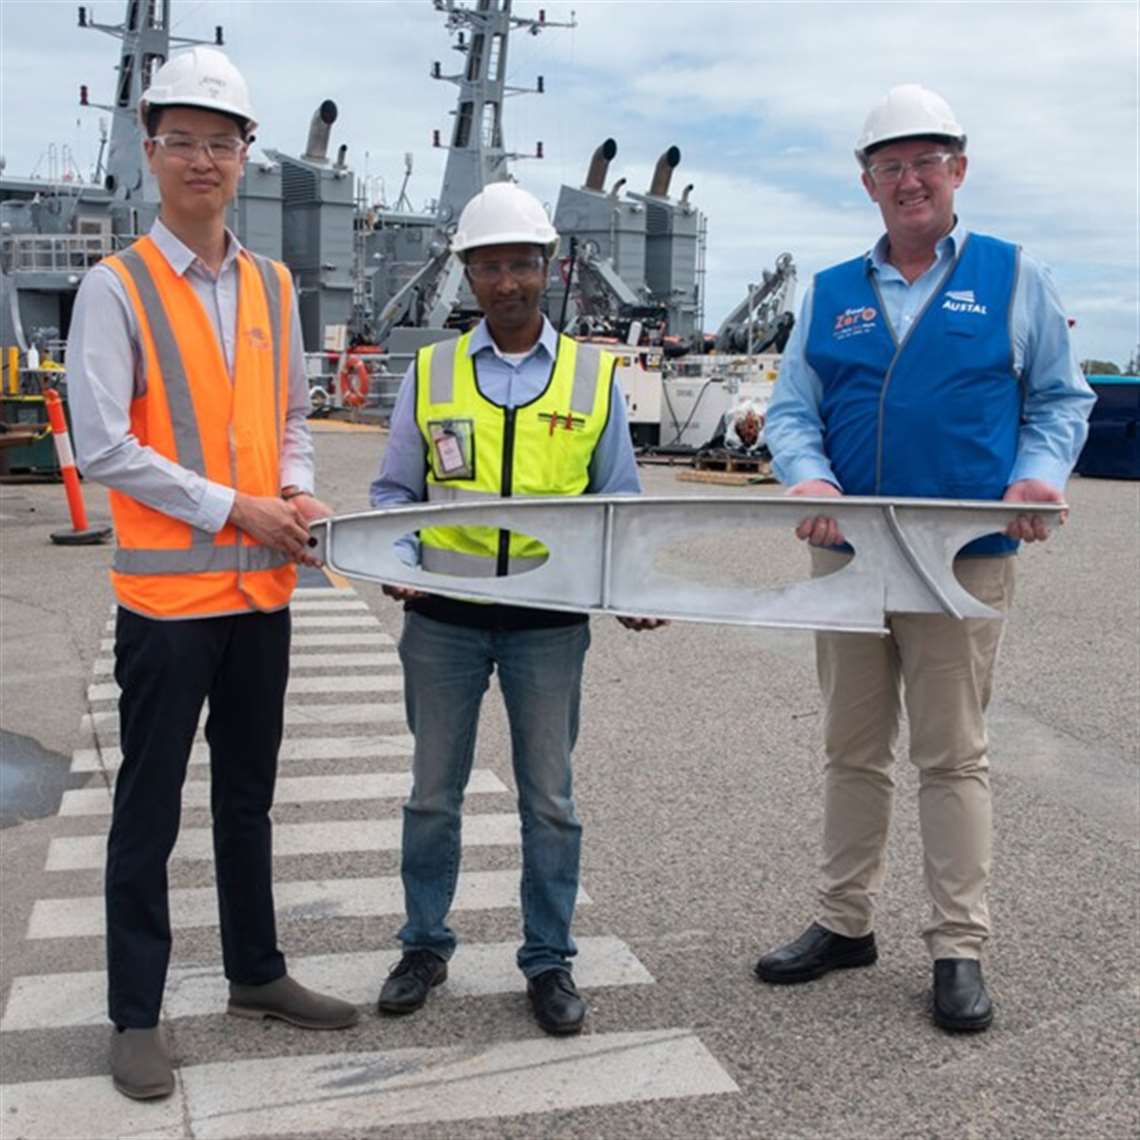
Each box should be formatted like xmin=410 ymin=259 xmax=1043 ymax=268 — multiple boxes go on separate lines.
xmin=833 ymin=305 xmax=879 ymax=341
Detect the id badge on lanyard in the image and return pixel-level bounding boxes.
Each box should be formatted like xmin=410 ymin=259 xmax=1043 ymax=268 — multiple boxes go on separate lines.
xmin=427 ymin=418 xmax=475 ymax=480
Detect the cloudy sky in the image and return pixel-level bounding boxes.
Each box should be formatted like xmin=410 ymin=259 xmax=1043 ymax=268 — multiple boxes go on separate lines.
xmin=2 ymin=0 xmax=1137 ymax=364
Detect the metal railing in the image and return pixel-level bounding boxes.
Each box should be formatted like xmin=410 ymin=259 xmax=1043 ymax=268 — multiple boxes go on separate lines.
xmin=1 ymin=233 xmax=116 ymax=273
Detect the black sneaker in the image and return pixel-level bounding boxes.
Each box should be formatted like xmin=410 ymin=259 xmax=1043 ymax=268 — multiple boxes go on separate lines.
xmin=526 ymin=968 xmax=586 ymax=1036
xmin=377 ymin=949 xmax=448 ymax=1014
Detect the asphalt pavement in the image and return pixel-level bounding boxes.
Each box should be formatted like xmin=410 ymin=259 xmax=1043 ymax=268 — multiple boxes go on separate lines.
xmin=0 ymin=419 xmax=1136 ymax=1139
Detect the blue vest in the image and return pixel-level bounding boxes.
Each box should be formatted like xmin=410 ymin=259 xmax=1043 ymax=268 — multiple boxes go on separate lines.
xmin=806 ymin=232 xmax=1021 ymax=556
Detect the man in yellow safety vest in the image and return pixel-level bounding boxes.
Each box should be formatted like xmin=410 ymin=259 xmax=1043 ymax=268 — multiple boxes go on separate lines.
xmin=370 ymin=181 xmax=664 ymax=1035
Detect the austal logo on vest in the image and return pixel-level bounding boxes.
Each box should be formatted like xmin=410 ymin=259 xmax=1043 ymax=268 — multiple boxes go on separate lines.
xmin=832 ymin=306 xmax=879 ymax=341
xmin=243 ymin=326 xmax=270 ymax=351
xmin=942 ymin=289 xmax=988 ymax=316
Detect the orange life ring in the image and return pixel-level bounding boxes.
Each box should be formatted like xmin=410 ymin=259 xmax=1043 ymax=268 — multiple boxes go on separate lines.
xmin=338 ymin=357 xmax=369 ymax=407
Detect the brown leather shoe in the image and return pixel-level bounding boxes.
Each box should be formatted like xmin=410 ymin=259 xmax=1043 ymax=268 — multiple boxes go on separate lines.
xmin=110 ymin=1026 xmax=175 ymax=1100
xmin=228 ymin=975 xmax=359 ymax=1029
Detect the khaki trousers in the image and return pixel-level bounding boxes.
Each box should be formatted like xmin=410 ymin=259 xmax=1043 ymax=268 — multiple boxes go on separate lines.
xmin=811 ymin=547 xmax=1016 ymax=960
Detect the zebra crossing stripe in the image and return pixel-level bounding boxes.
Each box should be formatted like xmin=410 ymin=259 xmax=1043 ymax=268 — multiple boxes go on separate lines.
xmin=26 ymin=870 xmax=590 ymax=940
xmin=1 ymin=936 xmax=652 ymax=1031
xmin=0 ymin=1028 xmax=736 ymax=1139
xmin=98 ymin=631 xmax=397 ymax=651
xmin=101 ymin=612 xmax=381 ymax=633
xmin=86 ymin=673 xmax=404 ymax=702
xmin=47 ymin=812 xmax=521 ymax=870
xmin=59 ymin=769 xmax=505 ymax=816
xmin=80 ymin=701 xmax=407 ymax=739
xmin=289 ymin=599 xmax=369 ymax=612
xmin=291 ymin=615 xmax=383 ymax=628
xmin=292 ymin=631 xmax=395 ymax=647
xmin=70 ymin=733 xmax=414 ymax=773
xmin=90 ymin=651 xmax=401 ymax=676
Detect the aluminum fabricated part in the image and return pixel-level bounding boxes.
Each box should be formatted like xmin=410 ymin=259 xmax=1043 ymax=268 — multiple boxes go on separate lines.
xmin=309 ymin=497 xmax=1063 ymax=634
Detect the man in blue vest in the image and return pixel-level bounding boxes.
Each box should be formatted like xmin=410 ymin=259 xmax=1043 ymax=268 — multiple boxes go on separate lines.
xmin=369 ymin=182 xmax=664 ymax=1035
xmin=760 ymin=85 xmax=1094 ymax=1031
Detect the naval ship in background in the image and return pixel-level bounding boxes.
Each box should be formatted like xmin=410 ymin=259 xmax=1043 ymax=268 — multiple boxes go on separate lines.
xmin=0 ymin=0 xmax=797 ymax=470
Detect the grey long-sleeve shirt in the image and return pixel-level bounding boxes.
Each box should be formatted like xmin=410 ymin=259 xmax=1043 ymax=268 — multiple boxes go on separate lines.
xmin=67 ymin=219 xmax=314 ymax=534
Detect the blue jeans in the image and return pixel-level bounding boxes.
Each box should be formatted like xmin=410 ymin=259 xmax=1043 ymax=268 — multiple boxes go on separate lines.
xmin=396 ymin=611 xmax=590 ymax=977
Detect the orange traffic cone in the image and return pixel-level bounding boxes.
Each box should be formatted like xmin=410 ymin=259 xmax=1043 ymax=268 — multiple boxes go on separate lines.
xmin=43 ymin=386 xmax=111 ymax=546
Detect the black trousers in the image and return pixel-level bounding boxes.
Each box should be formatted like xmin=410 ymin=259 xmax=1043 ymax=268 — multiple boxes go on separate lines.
xmin=106 ymin=606 xmax=290 ymax=1028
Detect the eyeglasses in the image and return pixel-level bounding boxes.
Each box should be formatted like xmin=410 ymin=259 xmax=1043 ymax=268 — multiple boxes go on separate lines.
xmin=151 ymin=133 xmax=246 ymax=163
xmin=866 ymin=151 xmax=958 ymax=184
xmin=465 ymin=256 xmax=546 ymax=283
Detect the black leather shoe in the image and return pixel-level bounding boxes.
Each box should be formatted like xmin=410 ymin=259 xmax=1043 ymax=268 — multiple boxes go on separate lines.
xmin=377 ymin=949 xmax=448 ymax=1014
xmin=527 ymin=968 xmax=586 ymax=1035
xmin=932 ymin=958 xmax=993 ymax=1032
xmin=754 ymin=921 xmax=878 ymax=984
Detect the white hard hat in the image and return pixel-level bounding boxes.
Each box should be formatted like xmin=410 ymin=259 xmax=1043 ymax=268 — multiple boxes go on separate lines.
xmin=855 ymin=84 xmax=965 ymax=160
xmin=451 ymin=181 xmax=559 ymax=260
xmin=139 ymin=47 xmax=257 ymax=135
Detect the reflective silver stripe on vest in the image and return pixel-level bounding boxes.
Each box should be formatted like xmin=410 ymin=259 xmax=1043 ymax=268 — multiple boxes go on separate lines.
xmin=113 ymin=543 xmax=292 ymax=575
xmin=569 ymin=341 xmax=605 ymax=416
xmin=426 ymin=483 xmax=486 ymax=503
xmin=421 ymin=546 xmax=547 ymax=577
xmin=116 ymin=247 xmax=208 ymax=480
xmin=429 ymin=336 xmax=460 ymax=404
xmin=249 ymin=252 xmax=284 ymax=449
xmin=116 ymin=247 xmax=214 ymax=549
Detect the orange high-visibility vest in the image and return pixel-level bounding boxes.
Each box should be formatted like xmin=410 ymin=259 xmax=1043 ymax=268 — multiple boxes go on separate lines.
xmin=102 ymin=235 xmax=297 ymax=619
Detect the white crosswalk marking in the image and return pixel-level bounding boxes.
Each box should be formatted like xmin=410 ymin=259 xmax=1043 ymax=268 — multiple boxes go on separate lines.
xmin=0 ymin=1030 xmax=736 ymax=1140
xmin=1 ymin=936 xmax=652 ymax=1031
xmin=289 ymin=598 xmax=370 ymax=612
xmin=70 ymin=733 xmax=414 ymax=773
xmin=70 ymin=729 xmax=414 ymax=775
xmin=80 ymin=700 xmax=407 ymax=738
xmin=291 ymin=631 xmax=396 ymax=647
xmin=5 ymin=581 xmax=739 ymax=1134
xmin=292 ymin=615 xmax=381 ymax=628
xmin=92 ymin=650 xmax=400 ymax=675
xmin=27 ymin=870 xmax=590 ymax=940
xmin=99 ymin=631 xmax=397 ymax=651
xmin=60 ymin=768 xmax=506 ymax=816
xmin=47 ymin=812 xmax=521 ymax=870
xmin=86 ymin=673 xmax=404 ymax=701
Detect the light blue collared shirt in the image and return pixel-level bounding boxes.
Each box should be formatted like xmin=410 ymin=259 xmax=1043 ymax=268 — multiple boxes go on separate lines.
xmin=68 ymin=219 xmax=314 ymax=533
xmin=370 ymin=316 xmax=642 ymax=512
xmin=767 ymin=220 xmax=1095 ymax=491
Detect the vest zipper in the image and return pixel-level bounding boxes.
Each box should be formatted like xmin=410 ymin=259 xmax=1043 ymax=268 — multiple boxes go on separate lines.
xmin=871 ymin=239 xmax=966 ymax=493
xmin=497 ymin=407 xmax=517 ymax=576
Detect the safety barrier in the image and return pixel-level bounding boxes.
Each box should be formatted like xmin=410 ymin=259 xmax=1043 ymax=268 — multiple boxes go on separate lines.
xmin=42 ymin=386 xmax=111 ymax=546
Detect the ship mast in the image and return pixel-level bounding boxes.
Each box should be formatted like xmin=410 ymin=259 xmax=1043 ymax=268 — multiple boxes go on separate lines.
xmin=77 ymin=1 xmax=223 ymax=202
xmin=430 ymin=0 xmax=574 ymax=221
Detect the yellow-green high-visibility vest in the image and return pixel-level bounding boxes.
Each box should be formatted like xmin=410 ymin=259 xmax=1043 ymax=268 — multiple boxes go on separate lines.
xmin=414 ymin=331 xmax=615 ymax=577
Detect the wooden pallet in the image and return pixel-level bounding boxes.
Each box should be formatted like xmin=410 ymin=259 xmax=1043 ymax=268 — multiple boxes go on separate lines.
xmin=693 ymin=449 xmax=774 ymax=475
xmin=676 ymin=468 xmax=775 ymax=487
xmin=635 ymin=451 xmax=696 ymax=468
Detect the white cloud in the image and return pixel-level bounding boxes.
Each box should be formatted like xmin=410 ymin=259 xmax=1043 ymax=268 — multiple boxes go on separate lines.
xmin=1 ymin=0 xmax=1137 ymax=362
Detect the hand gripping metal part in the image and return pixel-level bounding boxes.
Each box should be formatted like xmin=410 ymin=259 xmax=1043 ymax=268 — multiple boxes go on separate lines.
xmin=309 ymin=496 xmax=1063 ymax=635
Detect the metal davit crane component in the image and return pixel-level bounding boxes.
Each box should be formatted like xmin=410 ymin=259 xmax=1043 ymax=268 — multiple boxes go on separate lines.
xmin=715 ymin=252 xmax=798 ymax=354
xmin=310 ymin=497 xmax=1064 ymax=634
